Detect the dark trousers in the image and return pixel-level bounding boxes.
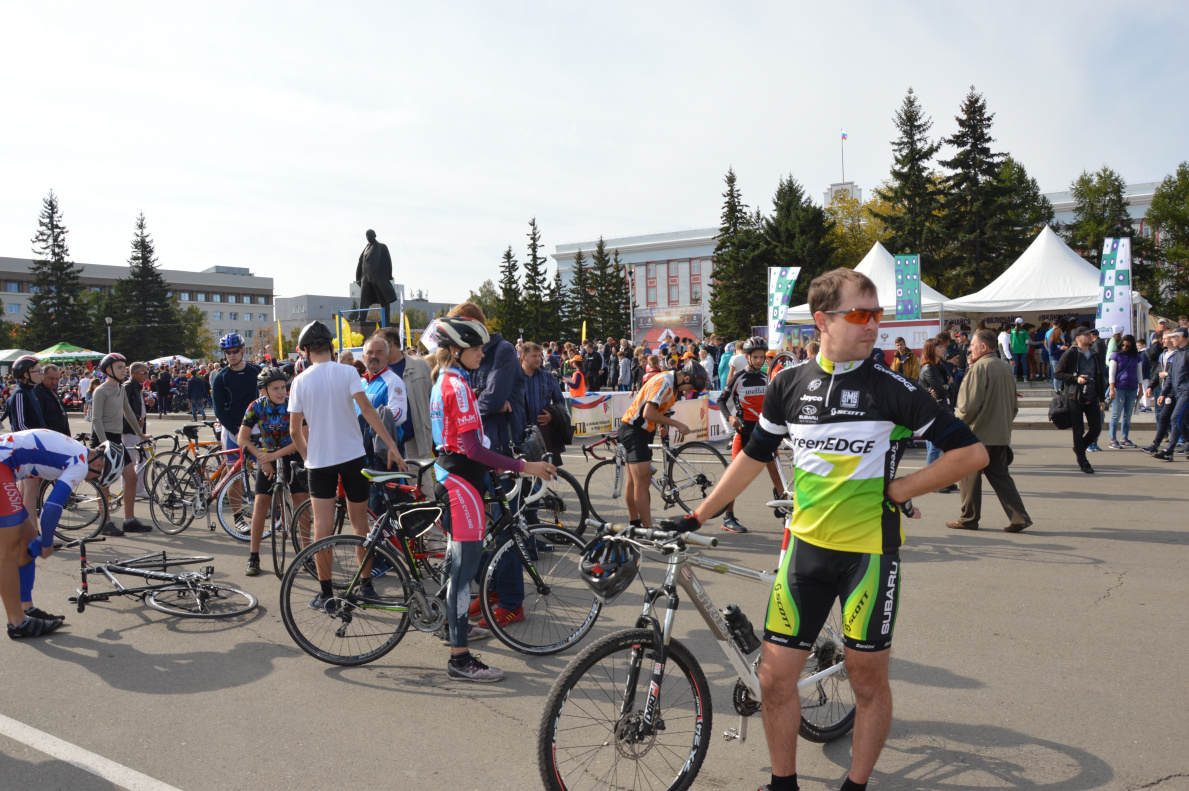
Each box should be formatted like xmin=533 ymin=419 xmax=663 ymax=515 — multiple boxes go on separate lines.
xmin=957 ymin=445 xmax=1030 ymax=528
xmin=1165 ymin=394 xmax=1189 ymax=449
xmin=1070 ymin=399 xmax=1103 ymax=463
xmin=1152 ymin=397 xmax=1176 ymax=447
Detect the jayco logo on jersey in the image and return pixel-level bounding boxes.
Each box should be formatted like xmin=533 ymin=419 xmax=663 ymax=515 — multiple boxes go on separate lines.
xmin=808 ymin=379 xmax=822 ymax=391
xmin=841 ymin=389 xmax=860 ymax=409
xmin=800 ymin=394 xmax=822 ymax=403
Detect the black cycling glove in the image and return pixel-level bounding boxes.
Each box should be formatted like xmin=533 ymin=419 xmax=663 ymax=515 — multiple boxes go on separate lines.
xmin=675 ymin=513 xmax=702 ymax=533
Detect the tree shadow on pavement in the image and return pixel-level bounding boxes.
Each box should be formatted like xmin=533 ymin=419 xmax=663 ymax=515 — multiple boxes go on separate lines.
xmin=890 ymin=658 xmax=985 ymax=690
xmin=900 ymin=534 xmax=1104 ymax=566
xmin=813 ymin=719 xmax=1113 ymax=790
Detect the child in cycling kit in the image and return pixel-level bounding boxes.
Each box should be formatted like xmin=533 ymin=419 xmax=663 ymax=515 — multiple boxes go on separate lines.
xmin=430 ymin=316 xmax=554 ymax=683
xmin=0 ymin=429 xmax=126 ymax=638
xmin=236 ymin=367 xmax=309 ymax=577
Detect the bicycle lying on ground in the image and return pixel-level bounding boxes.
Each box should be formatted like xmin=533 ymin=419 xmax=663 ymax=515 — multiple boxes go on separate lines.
xmin=537 ymin=515 xmax=854 ymax=791
xmin=62 ymin=537 xmax=258 ymax=618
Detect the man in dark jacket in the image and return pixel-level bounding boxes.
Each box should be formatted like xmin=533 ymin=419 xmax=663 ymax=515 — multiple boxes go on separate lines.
xmin=1055 ymin=327 xmax=1108 ymax=473
xmin=154 ymin=368 xmax=172 ymax=416
xmin=471 ymin=331 xmax=524 ymax=456
xmin=582 ymin=341 xmax=603 ymax=394
xmin=1153 ymin=327 xmax=1189 ymax=460
xmin=34 ymin=364 xmax=70 ymax=436
xmin=186 ymin=371 xmax=210 ymax=420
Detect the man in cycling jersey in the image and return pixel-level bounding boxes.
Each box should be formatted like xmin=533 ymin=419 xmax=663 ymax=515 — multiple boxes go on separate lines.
xmin=0 ymin=430 xmax=126 ymax=639
xmin=717 ymin=337 xmax=786 ymax=533
xmin=677 ymin=268 xmax=988 ymax=791
xmin=618 ymin=361 xmax=707 ymax=528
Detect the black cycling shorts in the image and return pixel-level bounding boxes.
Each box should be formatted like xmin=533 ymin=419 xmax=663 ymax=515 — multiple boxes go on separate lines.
xmin=764 ymin=536 xmax=901 ymax=652
xmin=730 ymin=420 xmax=756 ymax=460
xmin=617 ymin=421 xmax=656 ymax=464
xmin=253 ymin=455 xmax=309 ymax=497
xmin=307 ymin=456 xmax=369 ymax=502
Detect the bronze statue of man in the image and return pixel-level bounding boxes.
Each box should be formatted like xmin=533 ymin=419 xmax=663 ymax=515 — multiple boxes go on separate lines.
xmin=356 ymin=229 xmax=397 ymax=319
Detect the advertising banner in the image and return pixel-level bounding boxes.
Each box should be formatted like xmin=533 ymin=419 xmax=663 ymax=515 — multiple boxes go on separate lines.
xmin=570 ymin=393 xmax=615 ymax=437
xmin=633 ymin=306 xmax=704 ymax=346
xmin=670 ymin=397 xmax=709 ymax=444
xmin=875 ymin=318 xmax=941 ymax=361
xmin=1096 ymin=237 xmax=1132 ymax=337
xmin=894 ymin=254 xmax=922 ymax=320
xmin=767 ymin=267 xmax=801 ymax=350
xmin=707 ymin=391 xmax=731 ymax=443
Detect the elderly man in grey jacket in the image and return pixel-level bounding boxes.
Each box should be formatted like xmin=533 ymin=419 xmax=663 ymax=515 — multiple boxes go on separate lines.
xmin=947 ymin=328 xmax=1032 ymax=533
xmin=379 ymin=327 xmax=433 ymax=461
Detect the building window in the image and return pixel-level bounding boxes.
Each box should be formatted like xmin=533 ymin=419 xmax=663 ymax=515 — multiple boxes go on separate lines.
xmin=647 ymin=286 xmax=657 ymax=305
xmin=669 ymin=284 xmax=679 ymax=303
xmin=212 ymin=294 xmax=222 ymax=303
xmin=7 ymin=304 xmax=19 ymax=314
xmin=690 ymin=259 xmax=700 ymax=275
xmin=213 ymin=311 xmax=222 ymax=320
xmin=166 ymin=291 xmax=172 ymax=297
xmin=691 ymin=284 xmax=701 ymax=302
xmin=647 ymin=263 xmax=656 ymax=278
xmin=229 ymin=312 xmax=237 ymax=321
xmin=228 ymin=295 xmax=237 ymax=304
xmin=29 ymin=285 xmax=40 ymax=294
xmin=180 ymin=293 xmax=190 ymax=301
xmin=245 ymin=330 xmax=254 ymax=338
xmin=5 ymin=283 xmax=17 ymax=293
xmin=197 ymin=293 xmax=207 ymax=302
xmin=257 ymin=296 xmax=266 ymax=305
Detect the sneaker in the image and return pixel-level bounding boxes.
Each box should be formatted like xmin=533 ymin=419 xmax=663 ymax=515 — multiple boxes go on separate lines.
xmin=24 ymin=606 xmax=64 ymax=623
xmin=1121 ymin=439 xmax=1137 ymax=448
xmin=1142 ymin=444 xmax=1158 ymax=455
xmin=100 ymin=521 xmax=124 ymax=537
xmin=478 ymin=606 xmax=525 ymax=630
xmin=122 ymin=518 xmax=152 ymax=533
xmin=1080 ymin=461 xmax=1096 ymax=474
xmin=308 ymin=592 xmax=339 ymax=614
xmin=356 ymin=580 xmax=377 ymax=599
xmin=721 ymin=515 xmax=748 ymax=533
xmin=1152 ymin=449 xmax=1170 ymax=461
xmin=1086 ymin=443 xmax=1102 ymax=452
xmin=467 ymin=626 xmax=493 ymax=642
xmin=370 ymin=554 xmax=393 ymax=578
xmin=233 ymin=513 xmax=247 ymax=530
xmin=8 ymin=616 xmax=62 ymax=639
xmin=467 ymin=593 xmax=498 ymax=620
xmin=447 ymin=654 xmax=505 ymax=683
xmin=1108 ymin=441 xmax=1121 ymax=450
xmin=244 ymin=558 xmax=260 ymax=577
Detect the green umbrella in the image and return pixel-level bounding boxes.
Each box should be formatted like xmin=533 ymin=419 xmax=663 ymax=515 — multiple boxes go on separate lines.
xmin=33 ymin=342 xmax=106 ymax=363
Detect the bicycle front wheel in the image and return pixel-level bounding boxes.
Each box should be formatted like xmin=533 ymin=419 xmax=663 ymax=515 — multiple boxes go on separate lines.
xmin=216 ymin=466 xmax=263 ymax=541
xmin=538 ymin=629 xmax=711 ymax=791
xmin=799 ymin=606 xmax=856 ymax=742
xmin=145 ymin=584 xmax=258 ymax=618
xmin=149 ymin=465 xmax=199 ymax=534
xmin=279 ymin=535 xmax=412 ymax=666
xmin=271 ymin=498 xmax=299 ymax=578
xmin=583 ymin=459 xmax=629 ymax=526
xmin=667 ymin=441 xmax=729 ymax=517
xmin=38 ymin=478 xmax=107 ymax=537
xmin=479 ymin=524 xmax=599 ymax=656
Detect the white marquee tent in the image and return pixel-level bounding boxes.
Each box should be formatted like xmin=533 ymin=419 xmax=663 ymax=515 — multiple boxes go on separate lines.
xmin=783 ymin=241 xmax=951 ymax=322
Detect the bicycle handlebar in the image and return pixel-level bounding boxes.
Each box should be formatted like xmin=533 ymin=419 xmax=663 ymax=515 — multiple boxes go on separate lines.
xmin=585 ymin=519 xmax=719 ymax=549
xmin=53 ymin=536 xmax=107 ymax=550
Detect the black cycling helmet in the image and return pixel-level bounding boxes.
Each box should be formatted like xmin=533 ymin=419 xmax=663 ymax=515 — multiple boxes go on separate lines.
xmin=257 ymin=366 xmax=287 ymax=390
xmin=680 ymin=360 xmax=709 ymax=392
xmin=297 ymin=320 xmax=334 ymax=350
xmin=741 ymin=336 xmax=767 ymax=354
xmin=436 ymin=316 xmax=489 ymax=350
xmin=99 ymin=353 xmax=127 ymax=376
xmin=579 ymin=537 xmax=641 ymax=603
xmin=12 ymin=355 xmax=40 ymax=380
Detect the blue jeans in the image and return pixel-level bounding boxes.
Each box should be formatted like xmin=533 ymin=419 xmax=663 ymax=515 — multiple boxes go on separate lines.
xmin=1012 ymin=352 xmax=1027 ymax=380
xmin=190 ymin=399 xmax=206 ymax=421
xmin=1109 ymin=388 xmax=1137 ymax=441
xmin=925 ymin=441 xmax=943 ymax=466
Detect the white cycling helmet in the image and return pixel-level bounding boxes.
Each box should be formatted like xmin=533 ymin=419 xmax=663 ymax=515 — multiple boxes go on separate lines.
xmin=93 ymin=441 xmax=126 ymax=488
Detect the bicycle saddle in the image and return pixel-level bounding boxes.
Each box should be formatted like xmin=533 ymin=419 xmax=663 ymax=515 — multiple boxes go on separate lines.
xmin=361 ymin=469 xmax=415 ymax=483
xmin=177 ymin=424 xmax=204 ymax=439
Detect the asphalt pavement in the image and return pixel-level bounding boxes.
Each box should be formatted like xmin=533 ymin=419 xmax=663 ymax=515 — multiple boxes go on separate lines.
xmin=0 ymin=413 xmax=1186 ymax=791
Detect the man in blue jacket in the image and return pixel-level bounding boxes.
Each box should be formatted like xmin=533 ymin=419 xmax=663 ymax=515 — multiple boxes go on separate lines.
xmin=186 ymin=370 xmax=210 ymax=421
xmin=1154 ymin=327 xmax=1189 ymax=460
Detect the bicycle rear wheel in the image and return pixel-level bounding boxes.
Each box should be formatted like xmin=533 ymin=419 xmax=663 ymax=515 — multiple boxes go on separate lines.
xmin=538 ymin=629 xmax=711 ymax=791
xmin=216 ymin=466 xmax=263 ymax=541
xmin=527 ymin=468 xmax=589 ymax=537
xmin=149 ymin=465 xmax=199 ymax=534
xmin=668 ymin=441 xmax=729 ymax=517
xmin=798 ymin=607 xmax=856 ymax=742
xmin=145 ymin=584 xmax=258 ymax=618
xmin=38 ymin=478 xmax=107 ymax=538
xmin=583 ymin=459 xmax=629 ymax=526
xmin=479 ymin=524 xmax=599 ymax=656
xmin=279 ymin=535 xmax=412 ymax=665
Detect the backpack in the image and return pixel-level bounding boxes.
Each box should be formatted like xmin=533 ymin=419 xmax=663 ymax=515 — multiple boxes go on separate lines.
xmin=1048 ymin=389 xmax=1074 ymax=430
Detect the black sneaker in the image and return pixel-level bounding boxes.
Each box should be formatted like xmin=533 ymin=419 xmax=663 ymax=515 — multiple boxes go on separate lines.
xmin=721 ymin=515 xmax=748 ymax=533
xmin=356 ymin=580 xmax=377 ymax=600
xmin=24 ymin=606 xmax=64 ymax=623
xmin=122 ymin=518 xmax=152 ymax=533
xmin=100 ymin=521 xmax=124 ymax=537
xmin=447 ymin=654 xmax=505 ymax=682
xmin=1080 ymin=461 xmax=1096 ymax=474
xmin=8 ymin=616 xmax=63 ymax=639
xmin=245 ymin=558 xmax=261 ymax=577
xmin=308 ymin=592 xmax=339 ymax=614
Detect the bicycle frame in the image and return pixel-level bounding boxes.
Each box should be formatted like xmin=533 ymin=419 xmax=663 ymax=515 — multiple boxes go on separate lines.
xmin=71 ymin=543 xmax=214 ymax=612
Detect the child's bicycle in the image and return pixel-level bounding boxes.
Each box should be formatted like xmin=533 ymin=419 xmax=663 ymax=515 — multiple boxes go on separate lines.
xmin=61 ymin=536 xmax=258 ymax=618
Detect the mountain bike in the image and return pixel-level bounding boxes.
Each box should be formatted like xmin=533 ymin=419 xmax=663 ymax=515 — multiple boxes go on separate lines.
xmin=61 ymin=536 xmax=258 ymax=618
xmin=583 ymin=427 xmax=729 ymax=526
xmin=537 ymin=517 xmax=854 ymax=791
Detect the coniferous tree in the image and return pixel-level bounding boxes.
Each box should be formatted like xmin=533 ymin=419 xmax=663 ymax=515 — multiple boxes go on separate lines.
xmin=521 ymin=218 xmax=550 ymax=341
xmin=495 ymin=245 xmax=522 ymax=336
xmin=612 ymin=249 xmax=633 ymax=343
xmin=588 ymin=237 xmax=618 ymax=341
xmin=759 ymin=175 xmax=836 ymax=307
xmin=545 ymin=269 xmax=564 ymax=343
xmin=110 ymin=212 xmax=183 ymax=360
xmin=709 ymin=168 xmax=766 ymax=341
xmin=936 ymin=87 xmax=1013 ymax=294
xmin=23 ymin=190 xmax=87 ymax=350
xmin=997 ymin=157 xmax=1056 ymax=264
xmin=872 ymin=88 xmax=944 ymax=278
xmin=1147 ymin=162 xmax=1189 ymax=315
xmin=565 ymin=248 xmax=592 ymax=341
xmin=1064 ymin=166 xmax=1159 ymax=302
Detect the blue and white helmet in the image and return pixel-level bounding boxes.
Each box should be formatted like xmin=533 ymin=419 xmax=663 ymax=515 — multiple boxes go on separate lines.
xmin=219 ymin=333 xmax=244 ymax=351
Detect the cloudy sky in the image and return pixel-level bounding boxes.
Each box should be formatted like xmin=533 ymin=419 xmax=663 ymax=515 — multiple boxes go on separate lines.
xmin=2 ymin=2 xmax=1185 ymax=302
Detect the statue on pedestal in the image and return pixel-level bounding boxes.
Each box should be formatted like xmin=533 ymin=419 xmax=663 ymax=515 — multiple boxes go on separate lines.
xmin=356 ymin=229 xmax=397 ymax=324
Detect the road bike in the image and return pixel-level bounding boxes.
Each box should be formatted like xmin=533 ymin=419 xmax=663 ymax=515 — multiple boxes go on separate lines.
xmin=279 ymin=467 xmax=598 ymax=664
xmin=148 ymin=445 xmax=257 ymax=540
xmin=259 ymin=456 xmax=312 ymax=578
xmin=583 ymin=428 xmax=729 ymax=527
xmin=537 ymin=516 xmax=854 ymax=791
xmin=61 ymin=536 xmax=258 ymax=618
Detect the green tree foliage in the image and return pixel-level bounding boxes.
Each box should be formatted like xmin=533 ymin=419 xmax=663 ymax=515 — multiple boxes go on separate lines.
xmin=587 ymin=237 xmax=621 ymax=341
xmin=759 ymin=175 xmax=836 ymax=307
xmin=545 ymin=269 xmax=564 ymax=344
xmin=23 ymin=190 xmax=87 ymax=350
xmin=1147 ymin=161 xmax=1189 ymax=315
xmin=997 ymin=156 xmax=1055 ymax=264
xmin=936 ymin=86 xmax=1013 ymax=295
xmin=565 ymin=248 xmax=592 ymax=341
xmin=825 ymin=189 xmax=893 ymax=269
xmin=179 ymin=305 xmax=217 ymax=359
xmin=495 ymin=245 xmax=522 ymax=335
xmin=709 ymin=168 xmax=766 ymax=341
xmin=465 ymin=279 xmax=500 ymax=327
xmin=521 ymin=218 xmax=550 ymax=341
xmin=110 ymin=212 xmax=184 ymax=360
xmin=872 ymin=88 xmax=944 ymax=273
xmin=612 ymin=249 xmax=632 ymax=342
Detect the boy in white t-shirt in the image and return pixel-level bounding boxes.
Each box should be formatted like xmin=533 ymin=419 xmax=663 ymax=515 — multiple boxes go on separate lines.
xmin=288 ymin=321 xmax=406 ymax=611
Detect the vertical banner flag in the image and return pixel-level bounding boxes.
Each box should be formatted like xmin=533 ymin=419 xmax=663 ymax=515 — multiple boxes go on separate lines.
xmin=767 ymin=267 xmax=801 ymax=350
xmin=581 ymin=320 xmax=587 ymax=343
xmin=894 ymin=254 xmax=922 ymax=320
xmin=397 ymin=287 xmax=406 ymax=347
xmin=276 ymin=319 xmax=283 ymax=357
xmin=404 ymin=313 xmax=412 ymax=349
xmin=1097 ymin=238 xmax=1132 ymax=337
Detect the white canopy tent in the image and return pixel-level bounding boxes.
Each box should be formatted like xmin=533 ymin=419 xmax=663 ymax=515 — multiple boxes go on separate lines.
xmin=783 ymin=242 xmax=951 ymax=322
xmin=148 ymin=355 xmax=193 ymax=365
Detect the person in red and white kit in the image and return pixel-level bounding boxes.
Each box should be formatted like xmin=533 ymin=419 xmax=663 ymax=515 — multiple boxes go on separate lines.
xmin=717 ymin=336 xmax=787 ymax=533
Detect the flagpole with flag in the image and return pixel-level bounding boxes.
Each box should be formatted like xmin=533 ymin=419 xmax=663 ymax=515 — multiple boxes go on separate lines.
xmin=840 ymin=129 xmax=848 ymax=182
xmin=276 ymin=318 xmax=283 ymax=358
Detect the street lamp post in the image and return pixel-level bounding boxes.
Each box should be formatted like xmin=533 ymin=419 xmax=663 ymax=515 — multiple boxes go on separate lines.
xmin=105 ymin=316 xmax=112 ymax=354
